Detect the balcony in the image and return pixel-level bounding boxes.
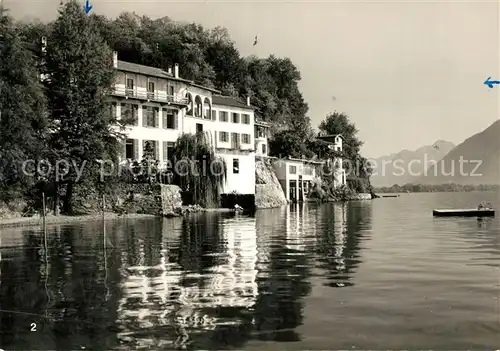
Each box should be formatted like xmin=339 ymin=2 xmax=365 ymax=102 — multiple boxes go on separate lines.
xmin=111 ymin=85 xmax=188 ymax=106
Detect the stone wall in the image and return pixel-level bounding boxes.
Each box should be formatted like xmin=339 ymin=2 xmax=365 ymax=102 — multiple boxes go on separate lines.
xmin=255 ymin=159 xmax=288 ymax=209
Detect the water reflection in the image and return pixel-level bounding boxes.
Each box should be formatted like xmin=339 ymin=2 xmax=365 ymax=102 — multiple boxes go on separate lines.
xmin=315 ymin=201 xmax=373 ymax=288
xmin=0 ymin=202 xmax=373 ymax=350
xmin=252 ymin=204 xmax=313 ymax=343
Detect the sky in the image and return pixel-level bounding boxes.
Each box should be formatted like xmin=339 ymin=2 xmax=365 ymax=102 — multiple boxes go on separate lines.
xmin=4 ymin=0 xmax=500 ymax=158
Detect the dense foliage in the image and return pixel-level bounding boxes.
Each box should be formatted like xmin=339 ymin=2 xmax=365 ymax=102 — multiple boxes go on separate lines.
xmin=43 ymin=1 xmax=123 ymax=214
xmin=0 ymin=8 xmax=48 ymax=201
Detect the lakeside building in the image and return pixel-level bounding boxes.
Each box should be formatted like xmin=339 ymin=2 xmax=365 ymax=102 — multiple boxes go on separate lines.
xmin=272 ymin=157 xmax=323 ymax=202
xmin=107 ymin=52 xmax=257 ymax=198
xmin=317 ymin=134 xmax=347 ymax=188
xmin=254 ymin=119 xmax=271 ymax=157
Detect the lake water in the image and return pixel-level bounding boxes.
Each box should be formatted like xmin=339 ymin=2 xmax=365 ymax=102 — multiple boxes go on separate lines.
xmin=0 ymin=191 xmax=499 ymax=350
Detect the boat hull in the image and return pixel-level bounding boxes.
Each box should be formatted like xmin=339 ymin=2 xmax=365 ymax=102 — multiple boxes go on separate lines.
xmin=433 ymin=209 xmax=495 ymax=217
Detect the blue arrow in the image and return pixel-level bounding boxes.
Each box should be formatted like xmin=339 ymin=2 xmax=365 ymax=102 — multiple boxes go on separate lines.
xmin=484 ymin=77 xmax=500 ymax=89
xmin=84 ymin=0 xmax=93 ymax=14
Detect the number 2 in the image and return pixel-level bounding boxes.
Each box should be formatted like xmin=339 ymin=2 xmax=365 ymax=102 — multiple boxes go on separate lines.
xmin=30 ymin=323 xmax=36 ymax=331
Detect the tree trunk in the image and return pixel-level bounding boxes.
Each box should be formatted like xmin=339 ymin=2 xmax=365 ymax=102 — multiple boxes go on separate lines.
xmin=63 ymin=181 xmax=74 ymax=214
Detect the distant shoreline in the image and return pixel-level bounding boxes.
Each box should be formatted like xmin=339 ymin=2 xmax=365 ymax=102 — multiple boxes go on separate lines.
xmin=373 ymin=184 xmax=499 ymax=193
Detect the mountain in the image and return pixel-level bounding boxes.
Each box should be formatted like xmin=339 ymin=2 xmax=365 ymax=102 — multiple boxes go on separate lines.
xmin=369 ymin=140 xmax=456 ymax=187
xmin=416 ymin=120 xmax=500 ymax=186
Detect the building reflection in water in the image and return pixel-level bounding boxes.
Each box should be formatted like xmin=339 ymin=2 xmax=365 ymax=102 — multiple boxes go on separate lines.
xmin=315 ymin=201 xmax=373 ymax=288
xmin=253 ymin=204 xmax=312 ymax=342
xmin=0 ymin=201 xmax=372 ymax=350
xmin=115 ymin=213 xmax=259 ymax=349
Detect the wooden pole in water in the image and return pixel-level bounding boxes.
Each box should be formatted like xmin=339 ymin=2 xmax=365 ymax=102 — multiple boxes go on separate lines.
xmin=42 ymin=192 xmax=46 ymax=229
xmin=42 ymin=192 xmax=48 ymax=257
xmin=102 ymin=194 xmax=106 ymax=250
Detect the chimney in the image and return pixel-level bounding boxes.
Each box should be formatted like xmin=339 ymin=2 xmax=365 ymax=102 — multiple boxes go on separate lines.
xmin=246 ymin=96 xmax=250 ymax=106
xmin=174 ymin=63 xmax=179 ymax=78
xmin=112 ymin=51 xmax=118 ymax=68
xmin=167 ymin=67 xmax=172 ymax=75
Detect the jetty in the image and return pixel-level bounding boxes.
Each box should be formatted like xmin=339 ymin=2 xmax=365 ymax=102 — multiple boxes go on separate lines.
xmin=433 ymin=209 xmax=495 ymax=217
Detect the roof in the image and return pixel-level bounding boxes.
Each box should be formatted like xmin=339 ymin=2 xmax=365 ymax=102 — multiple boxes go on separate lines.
xmin=255 ymin=119 xmax=270 ymax=127
xmin=116 ymin=60 xmax=219 ymax=93
xmin=316 ymin=134 xmax=343 ymax=143
xmin=117 ymin=60 xmax=176 ymax=80
xmin=288 ymin=157 xmax=324 ymax=165
xmin=191 ymin=83 xmax=221 ymax=94
xmin=212 ymin=95 xmax=255 ymax=110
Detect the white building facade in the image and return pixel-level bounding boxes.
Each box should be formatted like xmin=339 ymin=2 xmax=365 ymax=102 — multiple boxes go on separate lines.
xmin=272 ymin=157 xmax=322 ymax=202
xmin=317 ymin=134 xmax=346 ymax=188
xmin=108 ymin=53 xmax=257 ymax=197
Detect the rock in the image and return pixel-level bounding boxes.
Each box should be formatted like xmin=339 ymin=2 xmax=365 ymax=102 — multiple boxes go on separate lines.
xmin=255 ymin=160 xmax=287 ymax=209
xmin=160 ymin=184 xmax=183 ymax=217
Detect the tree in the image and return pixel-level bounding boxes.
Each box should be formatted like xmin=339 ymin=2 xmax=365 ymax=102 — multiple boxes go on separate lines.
xmin=318 ymin=111 xmax=363 ymax=160
xmin=0 ymin=8 xmax=48 ymax=201
xmin=317 ymin=111 xmax=372 ymax=193
xmin=170 ymin=133 xmax=227 ymax=208
xmin=44 ymin=0 xmax=121 ymax=214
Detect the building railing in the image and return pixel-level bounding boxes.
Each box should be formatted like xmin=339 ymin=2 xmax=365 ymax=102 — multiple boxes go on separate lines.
xmin=112 ymin=86 xmax=188 ymax=105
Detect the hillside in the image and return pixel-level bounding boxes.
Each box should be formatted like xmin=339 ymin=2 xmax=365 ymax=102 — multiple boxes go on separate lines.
xmin=369 ymin=140 xmax=455 ymax=187
xmin=416 ymin=120 xmax=500 ymax=185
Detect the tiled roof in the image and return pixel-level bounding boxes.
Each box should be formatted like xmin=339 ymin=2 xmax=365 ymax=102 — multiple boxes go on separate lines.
xmin=316 ymin=134 xmax=343 ymax=143
xmin=212 ymin=95 xmax=254 ymax=110
xmin=116 ymin=60 xmax=221 ymax=93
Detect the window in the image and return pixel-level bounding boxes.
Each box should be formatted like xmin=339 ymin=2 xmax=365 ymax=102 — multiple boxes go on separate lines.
xmin=196 ymin=123 xmax=203 ymax=133
xmin=126 ymin=78 xmax=134 ymax=90
xmin=147 ymin=81 xmax=155 ymax=99
xmin=231 ymin=113 xmax=240 ymax=123
xmin=121 ymin=103 xmax=138 ymax=125
xmin=232 ymin=158 xmax=239 ymax=174
xmin=242 ymin=133 xmax=251 ymax=144
xmin=162 ymin=141 xmax=175 ymax=162
xmin=289 ymin=165 xmax=297 ymax=174
xmin=166 ymin=83 xmax=174 ymax=96
xmin=218 ymin=111 xmax=225 ymax=122
xmin=219 ymin=111 xmax=228 ymax=122
xmin=257 ymin=126 xmax=266 ymax=138
xmin=231 ymin=133 xmax=240 ymax=149
xmin=143 ymin=140 xmax=159 ymax=160
xmin=162 ymin=109 xmax=177 ymax=129
xmin=304 ymin=165 xmax=313 ymax=175
xmin=242 ymin=114 xmax=250 ymax=124
xmin=108 ymin=103 xmax=116 ymax=118
xmin=186 ymin=94 xmax=193 ymax=116
xmin=219 ymin=131 xmax=229 ymax=142
xmin=262 ymin=144 xmax=267 ymax=154
xmin=211 ymin=110 xmax=217 ymax=120
xmin=204 ymin=108 xmax=211 ymax=119
xmin=143 ymin=106 xmax=159 ymax=128
xmin=125 ymin=139 xmax=137 ymax=159
xmin=195 ymin=96 xmax=203 ymax=117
